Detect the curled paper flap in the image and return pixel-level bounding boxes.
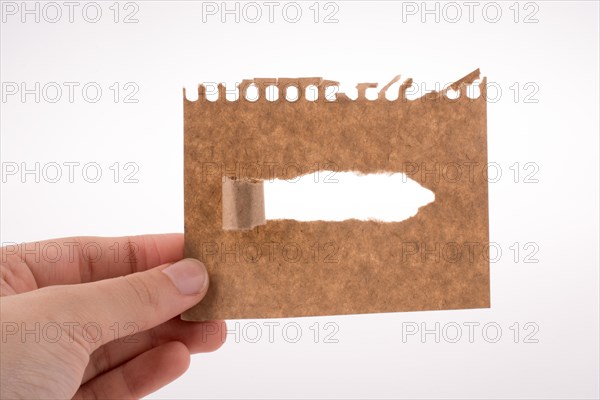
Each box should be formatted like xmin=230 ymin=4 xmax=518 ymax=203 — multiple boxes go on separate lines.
xmin=222 ymin=176 xmax=266 ymax=231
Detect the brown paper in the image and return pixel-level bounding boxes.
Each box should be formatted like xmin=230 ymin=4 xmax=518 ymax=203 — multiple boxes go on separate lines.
xmin=221 ymin=176 xmax=265 ymax=231
xmin=183 ymin=69 xmax=489 ymax=320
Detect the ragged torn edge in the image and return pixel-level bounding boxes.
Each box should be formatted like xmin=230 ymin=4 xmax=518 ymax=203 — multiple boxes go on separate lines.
xmin=222 ymin=170 xmax=437 ymax=231
xmin=211 ymin=69 xmax=485 ymax=230
xmin=184 ymin=68 xmax=486 ymax=103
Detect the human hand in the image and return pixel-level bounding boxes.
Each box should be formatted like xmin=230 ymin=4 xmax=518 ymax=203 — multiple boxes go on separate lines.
xmin=0 ymin=234 xmax=226 ymax=399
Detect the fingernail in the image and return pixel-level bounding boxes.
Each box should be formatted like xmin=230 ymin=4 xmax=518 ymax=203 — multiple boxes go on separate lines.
xmin=162 ymin=258 xmax=209 ymax=295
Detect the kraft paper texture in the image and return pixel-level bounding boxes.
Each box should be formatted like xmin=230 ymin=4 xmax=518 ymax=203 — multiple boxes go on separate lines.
xmin=183 ymin=69 xmax=489 ymax=320
xmin=221 ymin=176 xmax=266 ymax=231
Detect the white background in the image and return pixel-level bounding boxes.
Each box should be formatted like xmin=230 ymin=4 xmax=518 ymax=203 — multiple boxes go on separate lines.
xmin=1 ymin=1 xmax=599 ymax=398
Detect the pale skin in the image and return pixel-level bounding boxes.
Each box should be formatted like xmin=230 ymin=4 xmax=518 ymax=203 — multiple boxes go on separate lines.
xmin=0 ymin=233 xmax=226 ymax=399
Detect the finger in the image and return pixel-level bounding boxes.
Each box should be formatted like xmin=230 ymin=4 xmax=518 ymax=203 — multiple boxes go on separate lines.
xmin=17 ymin=257 xmax=210 ymax=354
xmin=82 ymin=320 xmax=226 ymax=383
xmin=0 ymin=233 xmax=183 ymax=287
xmin=73 ymin=341 xmax=190 ymax=400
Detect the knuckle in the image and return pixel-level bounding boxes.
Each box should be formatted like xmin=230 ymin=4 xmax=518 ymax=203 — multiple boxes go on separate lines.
xmin=123 ymin=274 xmax=159 ymax=311
xmin=90 ymin=344 xmax=111 ymax=377
xmin=77 ymin=383 xmax=101 ymax=400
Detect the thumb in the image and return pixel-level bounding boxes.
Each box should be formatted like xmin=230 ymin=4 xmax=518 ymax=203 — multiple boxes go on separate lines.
xmin=47 ymin=258 xmax=209 ymax=353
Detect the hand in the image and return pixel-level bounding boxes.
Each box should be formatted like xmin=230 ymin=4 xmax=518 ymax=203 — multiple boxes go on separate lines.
xmin=0 ymin=234 xmax=226 ymax=399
